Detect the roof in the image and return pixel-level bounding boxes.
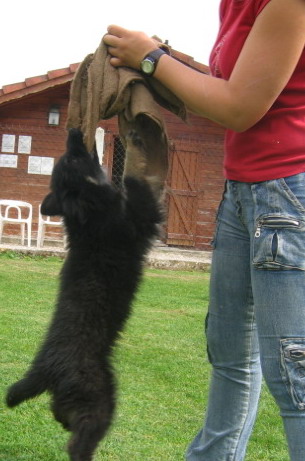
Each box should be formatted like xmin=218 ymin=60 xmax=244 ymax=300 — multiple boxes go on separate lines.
xmin=0 ymin=63 xmax=79 ymax=105
xmin=0 ymin=49 xmax=208 ymax=106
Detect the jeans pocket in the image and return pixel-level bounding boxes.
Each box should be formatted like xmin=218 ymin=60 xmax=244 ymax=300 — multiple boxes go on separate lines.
xmin=280 ymin=338 xmax=305 ymax=410
xmin=253 ymin=215 xmax=305 ymax=270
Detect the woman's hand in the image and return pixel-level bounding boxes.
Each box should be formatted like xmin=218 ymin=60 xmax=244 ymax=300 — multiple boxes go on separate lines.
xmin=103 ymin=25 xmax=159 ymax=70
xmin=103 ymin=0 xmax=305 ymax=133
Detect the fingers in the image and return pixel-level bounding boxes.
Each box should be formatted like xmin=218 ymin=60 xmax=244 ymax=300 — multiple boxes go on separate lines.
xmin=103 ymin=25 xmax=157 ymax=70
xmin=106 ymin=24 xmax=128 ymax=38
xmin=108 ymin=56 xmax=123 ymax=67
xmin=103 ymin=24 xmax=128 ymax=50
xmin=102 ymin=30 xmax=125 ymax=67
xmin=106 ymin=46 xmax=121 ymax=61
xmin=103 ymin=33 xmax=120 ymax=48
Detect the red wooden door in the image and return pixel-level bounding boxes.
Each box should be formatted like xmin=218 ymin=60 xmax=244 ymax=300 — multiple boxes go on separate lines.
xmin=165 ymin=140 xmax=200 ymax=247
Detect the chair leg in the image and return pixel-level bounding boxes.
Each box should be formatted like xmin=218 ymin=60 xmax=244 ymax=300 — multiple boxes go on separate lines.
xmin=0 ymin=221 xmax=3 ymax=244
xmin=40 ymin=225 xmax=46 ymax=248
xmin=27 ymin=223 xmax=31 ymax=247
xmin=37 ymin=231 xmax=40 ymax=247
xmin=37 ymin=223 xmax=42 ymax=247
xmin=21 ymin=223 xmax=25 ymax=246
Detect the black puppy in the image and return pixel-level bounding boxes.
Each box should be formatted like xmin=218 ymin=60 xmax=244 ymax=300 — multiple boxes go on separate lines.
xmin=6 ymin=128 xmax=162 ymax=461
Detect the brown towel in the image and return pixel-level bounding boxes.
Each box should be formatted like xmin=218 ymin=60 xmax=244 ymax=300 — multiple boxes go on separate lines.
xmin=66 ymin=39 xmax=186 ymax=193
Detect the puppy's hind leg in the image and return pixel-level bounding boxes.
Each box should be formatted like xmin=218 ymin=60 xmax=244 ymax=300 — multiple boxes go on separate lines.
xmin=6 ymin=370 xmax=48 ymax=407
xmin=67 ymin=400 xmax=115 ymax=461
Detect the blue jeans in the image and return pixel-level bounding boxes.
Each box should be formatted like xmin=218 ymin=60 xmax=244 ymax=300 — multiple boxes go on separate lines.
xmin=186 ymin=174 xmax=305 ymax=461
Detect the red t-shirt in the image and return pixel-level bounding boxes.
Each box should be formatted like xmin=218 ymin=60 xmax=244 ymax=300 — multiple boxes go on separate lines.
xmin=209 ymin=0 xmax=305 ymax=182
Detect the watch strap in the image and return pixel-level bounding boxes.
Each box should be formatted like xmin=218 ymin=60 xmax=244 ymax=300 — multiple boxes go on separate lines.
xmin=141 ymin=47 xmax=169 ymax=76
xmin=143 ymin=48 xmax=167 ymax=62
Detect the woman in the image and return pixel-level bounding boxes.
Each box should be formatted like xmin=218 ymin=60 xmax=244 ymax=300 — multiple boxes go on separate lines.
xmin=103 ymin=1 xmax=305 ymax=459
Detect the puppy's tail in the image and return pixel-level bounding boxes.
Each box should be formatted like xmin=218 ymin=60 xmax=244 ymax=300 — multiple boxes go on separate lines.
xmin=6 ymin=372 xmax=47 ymax=408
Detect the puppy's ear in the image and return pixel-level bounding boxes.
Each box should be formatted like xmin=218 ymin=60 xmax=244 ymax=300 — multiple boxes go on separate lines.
xmin=67 ymin=128 xmax=86 ymax=156
xmin=40 ymin=193 xmax=62 ymax=216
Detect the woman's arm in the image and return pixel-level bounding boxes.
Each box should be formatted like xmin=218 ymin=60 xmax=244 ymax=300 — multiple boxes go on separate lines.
xmin=104 ymin=0 xmax=305 ymax=132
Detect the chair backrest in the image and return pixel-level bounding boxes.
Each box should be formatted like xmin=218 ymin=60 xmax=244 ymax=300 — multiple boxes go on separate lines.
xmin=0 ymin=200 xmax=32 ymax=221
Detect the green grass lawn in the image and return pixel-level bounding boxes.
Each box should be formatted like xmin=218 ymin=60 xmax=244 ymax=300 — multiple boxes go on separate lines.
xmin=0 ymin=252 xmax=287 ymax=460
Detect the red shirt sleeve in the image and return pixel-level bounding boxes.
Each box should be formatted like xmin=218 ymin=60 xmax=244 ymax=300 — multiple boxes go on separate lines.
xmin=256 ymin=0 xmax=272 ymax=16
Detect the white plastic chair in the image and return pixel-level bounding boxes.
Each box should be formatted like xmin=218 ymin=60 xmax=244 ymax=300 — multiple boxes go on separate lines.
xmin=0 ymin=200 xmax=33 ymax=247
xmin=37 ymin=205 xmax=65 ymax=248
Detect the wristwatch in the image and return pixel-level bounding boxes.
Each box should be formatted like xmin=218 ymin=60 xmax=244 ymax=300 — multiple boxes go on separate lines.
xmin=140 ymin=48 xmax=167 ymax=76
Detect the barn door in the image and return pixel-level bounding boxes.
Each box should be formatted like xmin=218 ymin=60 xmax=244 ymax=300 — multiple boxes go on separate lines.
xmin=165 ymin=140 xmax=199 ymax=247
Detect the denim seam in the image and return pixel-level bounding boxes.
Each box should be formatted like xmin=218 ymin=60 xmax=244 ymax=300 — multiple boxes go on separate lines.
xmin=279 ymin=178 xmax=305 ymax=214
xmin=211 ymin=191 xmax=226 ymax=249
xmin=230 ymin=285 xmax=256 ymax=461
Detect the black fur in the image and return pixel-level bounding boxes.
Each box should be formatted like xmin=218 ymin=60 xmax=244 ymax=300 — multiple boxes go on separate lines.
xmin=6 ymin=128 xmax=162 ymax=461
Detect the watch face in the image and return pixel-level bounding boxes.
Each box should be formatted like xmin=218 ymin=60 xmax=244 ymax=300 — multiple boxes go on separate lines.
xmin=141 ymin=58 xmax=154 ymax=75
